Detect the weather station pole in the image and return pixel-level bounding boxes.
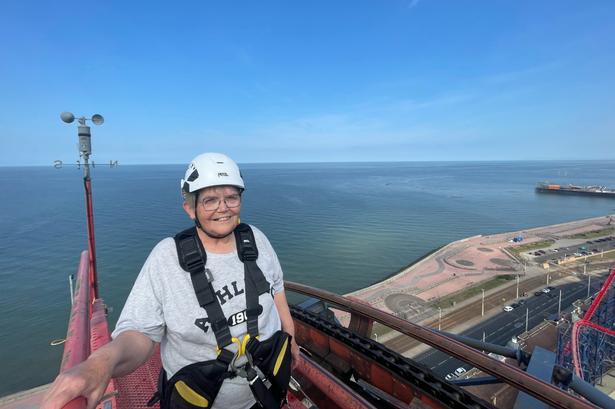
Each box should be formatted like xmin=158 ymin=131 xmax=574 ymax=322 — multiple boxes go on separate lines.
xmin=61 ymin=111 xmax=104 ymax=300
xmin=481 ymin=288 xmax=485 ymax=316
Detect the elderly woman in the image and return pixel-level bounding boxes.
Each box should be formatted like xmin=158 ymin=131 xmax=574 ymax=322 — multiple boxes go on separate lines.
xmin=41 ymin=153 xmax=299 ymax=409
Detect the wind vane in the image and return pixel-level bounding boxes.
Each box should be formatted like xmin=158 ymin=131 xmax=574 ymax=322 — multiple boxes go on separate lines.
xmin=55 ymin=111 xmax=117 ymax=176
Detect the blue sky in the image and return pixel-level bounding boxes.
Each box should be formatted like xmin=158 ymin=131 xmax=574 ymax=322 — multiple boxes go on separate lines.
xmin=1 ymin=1 xmax=614 ymax=165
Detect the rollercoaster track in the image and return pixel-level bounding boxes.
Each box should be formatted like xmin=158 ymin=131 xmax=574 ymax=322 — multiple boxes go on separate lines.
xmin=286 ymin=281 xmax=600 ymax=409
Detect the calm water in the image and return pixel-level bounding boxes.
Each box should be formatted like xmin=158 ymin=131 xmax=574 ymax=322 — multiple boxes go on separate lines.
xmin=1 ymin=161 xmax=614 ymax=396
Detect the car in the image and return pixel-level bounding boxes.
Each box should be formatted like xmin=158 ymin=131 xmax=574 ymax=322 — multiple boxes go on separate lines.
xmin=579 ymin=246 xmax=586 ymax=250
xmin=538 ymin=250 xmax=547 ymax=254
xmin=445 ymin=373 xmax=456 ymax=380
xmin=573 ymin=253 xmax=582 ymax=257
xmin=454 ymin=367 xmax=467 ymax=376
xmin=503 ymin=306 xmax=513 ymax=312
xmin=560 ymin=247 xmax=569 ymax=250
xmin=547 ymin=286 xmax=556 ymax=291
xmin=534 ymin=252 xmax=541 ymax=256
xmin=542 ymin=288 xmax=551 ymax=293
xmin=534 ymin=291 xmax=543 ymax=296
xmin=518 ymin=299 xmax=527 ymax=305
xmin=507 ymin=239 xmax=514 ymax=243
xmin=606 ymin=237 xmax=613 ymax=241
xmin=598 ymin=239 xmax=606 ymax=242
xmin=547 ymin=292 xmax=558 ymax=298
xmin=587 ymin=241 xmax=594 ymax=244
xmin=593 ymin=249 xmax=599 ymax=252
xmin=552 ymin=249 xmax=559 ymax=252
xmin=511 ymin=303 xmax=520 ymax=309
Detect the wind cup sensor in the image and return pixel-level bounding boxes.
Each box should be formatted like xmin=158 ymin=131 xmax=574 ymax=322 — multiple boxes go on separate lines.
xmin=60 ymin=111 xmax=105 ymax=179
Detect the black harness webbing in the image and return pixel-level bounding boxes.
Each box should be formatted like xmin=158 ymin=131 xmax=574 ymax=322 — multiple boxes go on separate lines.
xmin=176 ymin=227 xmax=234 ymax=349
xmin=169 ymin=224 xmax=288 ymax=409
xmin=234 ymin=224 xmax=271 ymax=339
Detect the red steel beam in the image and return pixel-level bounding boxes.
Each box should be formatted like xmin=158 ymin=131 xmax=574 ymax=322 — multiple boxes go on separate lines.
xmin=285 ymin=281 xmax=599 ymax=409
xmin=60 ymin=250 xmax=91 ymax=409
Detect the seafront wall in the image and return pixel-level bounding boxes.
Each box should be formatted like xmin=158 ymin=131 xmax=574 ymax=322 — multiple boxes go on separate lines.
xmin=345 ymin=215 xmax=614 ymax=300
xmin=345 ymin=235 xmax=482 ymax=298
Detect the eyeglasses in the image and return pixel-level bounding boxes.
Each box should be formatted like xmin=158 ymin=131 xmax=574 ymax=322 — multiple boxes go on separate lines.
xmin=198 ymin=194 xmax=242 ymax=211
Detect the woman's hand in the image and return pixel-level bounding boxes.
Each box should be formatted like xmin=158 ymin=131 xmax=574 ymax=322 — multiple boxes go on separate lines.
xmin=40 ymin=354 xmax=113 ymax=409
xmin=290 ymin=338 xmax=301 ymax=370
xmin=40 ymin=331 xmax=158 ymax=409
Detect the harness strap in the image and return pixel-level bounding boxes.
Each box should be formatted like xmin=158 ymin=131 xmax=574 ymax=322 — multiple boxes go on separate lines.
xmin=245 ymin=367 xmax=281 ymax=409
xmin=234 ymin=224 xmax=271 ymax=339
xmin=175 ymin=227 xmax=233 ymax=349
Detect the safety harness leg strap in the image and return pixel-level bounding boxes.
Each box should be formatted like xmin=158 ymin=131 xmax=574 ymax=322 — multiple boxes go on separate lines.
xmin=245 ymin=368 xmax=281 ymax=409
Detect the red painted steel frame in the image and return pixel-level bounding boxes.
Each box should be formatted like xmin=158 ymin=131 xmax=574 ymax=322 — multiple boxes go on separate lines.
xmin=59 ymin=251 xmax=91 ymax=409
xmin=285 ymin=281 xmax=599 ymax=409
xmin=84 ymin=180 xmax=98 ymax=300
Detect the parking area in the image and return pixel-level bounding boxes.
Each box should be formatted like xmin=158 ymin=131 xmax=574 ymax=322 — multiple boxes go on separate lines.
xmin=525 ymin=236 xmax=615 ymax=264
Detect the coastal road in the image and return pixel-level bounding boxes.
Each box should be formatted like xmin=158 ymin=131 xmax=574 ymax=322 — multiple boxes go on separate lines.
xmin=413 ymin=272 xmax=610 ymax=378
xmin=383 ymin=273 xmax=561 ymax=352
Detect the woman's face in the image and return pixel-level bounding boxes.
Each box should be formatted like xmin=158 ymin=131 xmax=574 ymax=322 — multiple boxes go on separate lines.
xmin=185 ymin=185 xmax=241 ymax=238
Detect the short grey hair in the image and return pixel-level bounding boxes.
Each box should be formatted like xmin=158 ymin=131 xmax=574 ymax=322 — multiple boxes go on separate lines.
xmin=183 ymin=190 xmax=198 ymax=210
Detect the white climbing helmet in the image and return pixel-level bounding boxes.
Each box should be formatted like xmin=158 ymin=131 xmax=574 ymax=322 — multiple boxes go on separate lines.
xmin=181 ymin=153 xmax=245 ymax=198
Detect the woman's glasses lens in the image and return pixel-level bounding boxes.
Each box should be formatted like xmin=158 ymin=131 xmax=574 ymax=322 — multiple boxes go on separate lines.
xmin=200 ymin=195 xmax=241 ymax=211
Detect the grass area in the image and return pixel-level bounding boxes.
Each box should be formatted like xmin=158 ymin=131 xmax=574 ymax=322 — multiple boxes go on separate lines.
xmin=509 ymin=239 xmax=555 ymax=258
xmin=430 ymin=276 xmax=514 ymax=309
xmin=565 ymin=228 xmax=615 ymax=240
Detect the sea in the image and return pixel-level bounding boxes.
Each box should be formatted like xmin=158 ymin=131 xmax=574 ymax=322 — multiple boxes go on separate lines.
xmin=1 ymin=160 xmax=615 ymax=397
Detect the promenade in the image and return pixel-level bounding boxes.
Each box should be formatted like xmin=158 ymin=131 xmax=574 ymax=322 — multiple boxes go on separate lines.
xmin=344 ymin=215 xmax=615 ymax=322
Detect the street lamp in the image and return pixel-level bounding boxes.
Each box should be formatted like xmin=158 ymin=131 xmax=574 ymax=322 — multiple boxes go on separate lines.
xmin=481 ymin=288 xmax=485 ymax=317
xmin=516 ymin=275 xmax=519 ymax=300
xmin=438 ymin=307 xmax=442 ymax=331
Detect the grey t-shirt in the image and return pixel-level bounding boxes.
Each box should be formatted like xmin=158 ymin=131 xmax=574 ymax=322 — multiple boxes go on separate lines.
xmin=112 ymin=225 xmax=284 ymax=409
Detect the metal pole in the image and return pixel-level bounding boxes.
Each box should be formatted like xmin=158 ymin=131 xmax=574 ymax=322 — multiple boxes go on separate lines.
xmin=584 ymin=263 xmax=587 ymax=275
xmin=526 ymin=308 xmax=529 ymax=333
xmin=439 ymin=307 xmax=442 ymax=331
xmin=516 ymin=275 xmax=519 ymax=300
xmin=588 ymin=275 xmax=591 ymax=298
xmin=547 ymin=274 xmax=550 ymax=285
xmin=482 ymin=289 xmax=485 ymax=317
xmin=69 ymin=274 xmax=74 ymax=305
xmin=482 ymin=331 xmax=485 ymax=342
xmin=558 ymin=290 xmax=562 ymax=316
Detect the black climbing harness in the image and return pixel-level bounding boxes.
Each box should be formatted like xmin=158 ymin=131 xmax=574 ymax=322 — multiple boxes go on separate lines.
xmin=147 ymin=223 xmax=292 ymax=409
